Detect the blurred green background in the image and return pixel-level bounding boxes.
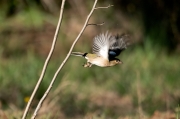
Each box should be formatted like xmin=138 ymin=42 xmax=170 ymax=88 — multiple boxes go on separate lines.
xmin=0 ymin=0 xmax=180 ymax=119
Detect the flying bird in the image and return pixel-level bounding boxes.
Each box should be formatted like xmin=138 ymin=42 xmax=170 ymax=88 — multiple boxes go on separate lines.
xmin=71 ymin=32 xmax=131 ymax=67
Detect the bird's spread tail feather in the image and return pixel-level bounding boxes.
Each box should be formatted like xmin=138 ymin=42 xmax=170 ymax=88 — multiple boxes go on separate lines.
xmin=71 ymin=52 xmax=87 ymax=57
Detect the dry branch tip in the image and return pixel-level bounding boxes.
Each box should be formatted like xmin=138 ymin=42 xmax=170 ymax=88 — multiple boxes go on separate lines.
xmin=95 ymin=4 xmax=113 ymax=9
xmin=87 ymin=22 xmax=105 ymax=26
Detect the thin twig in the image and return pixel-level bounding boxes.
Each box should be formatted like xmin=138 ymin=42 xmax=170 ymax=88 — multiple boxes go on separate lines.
xmin=31 ymin=0 xmax=99 ymax=118
xmin=22 ymin=0 xmax=66 ymax=119
xmin=95 ymin=4 xmax=113 ymax=9
xmin=87 ymin=22 xmax=105 ymax=26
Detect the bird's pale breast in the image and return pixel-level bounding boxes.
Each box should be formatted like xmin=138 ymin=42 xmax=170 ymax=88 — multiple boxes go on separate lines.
xmin=88 ymin=57 xmax=109 ymax=67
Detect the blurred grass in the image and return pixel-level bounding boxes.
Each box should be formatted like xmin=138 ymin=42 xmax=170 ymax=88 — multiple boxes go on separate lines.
xmin=0 ymin=3 xmax=180 ymax=119
xmin=0 ymin=43 xmax=180 ymax=118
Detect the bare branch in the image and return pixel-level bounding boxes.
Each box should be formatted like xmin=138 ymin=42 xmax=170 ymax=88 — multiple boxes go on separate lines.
xmin=31 ymin=0 xmax=99 ymax=118
xmin=87 ymin=22 xmax=105 ymax=26
xmin=22 ymin=0 xmax=66 ymax=119
xmin=95 ymin=4 xmax=113 ymax=9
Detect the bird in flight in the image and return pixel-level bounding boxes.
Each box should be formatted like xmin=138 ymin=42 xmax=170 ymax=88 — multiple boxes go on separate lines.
xmin=71 ymin=31 xmax=131 ymax=67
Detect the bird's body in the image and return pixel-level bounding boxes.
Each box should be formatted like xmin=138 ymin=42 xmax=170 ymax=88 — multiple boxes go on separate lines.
xmin=71 ymin=32 xmax=130 ymax=67
xmin=85 ymin=54 xmax=109 ymax=67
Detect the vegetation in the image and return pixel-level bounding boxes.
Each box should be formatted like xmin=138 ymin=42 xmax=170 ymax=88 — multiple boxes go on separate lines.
xmin=0 ymin=0 xmax=180 ymax=119
xmin=0 ymin=44 xmax=180 ymax=118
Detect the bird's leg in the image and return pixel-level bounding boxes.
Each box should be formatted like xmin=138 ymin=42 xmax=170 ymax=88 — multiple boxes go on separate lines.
xmin=83 ymin=62 xmax=90 ymax=67
xmin=88 ymin=63 xmax=92 ymax=67
xmin=83 ymin=62 xmax=92 ymax=67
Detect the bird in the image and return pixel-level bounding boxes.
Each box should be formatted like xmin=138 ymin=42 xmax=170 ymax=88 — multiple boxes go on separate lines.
xmin=71 ymin=31 xmax=131 ymax=67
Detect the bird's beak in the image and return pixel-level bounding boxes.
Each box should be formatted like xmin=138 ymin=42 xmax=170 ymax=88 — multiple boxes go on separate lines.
xmin=119 ymin=61 xmax=123 ymax=64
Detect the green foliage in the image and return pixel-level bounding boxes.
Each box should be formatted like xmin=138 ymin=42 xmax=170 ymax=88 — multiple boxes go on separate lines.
xmin=0 ymin=1 xmax=179 ymax=118
xmin=0 ymin=45 xmax=179 ymax=118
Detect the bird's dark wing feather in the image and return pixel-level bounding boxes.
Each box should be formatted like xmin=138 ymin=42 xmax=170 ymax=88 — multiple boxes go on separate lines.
xmin=108 ymin=34 xmax=130 ymax=59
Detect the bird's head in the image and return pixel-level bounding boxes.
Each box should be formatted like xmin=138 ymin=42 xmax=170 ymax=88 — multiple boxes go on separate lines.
xmin=109 ymin=58 xmax=122 ymax=66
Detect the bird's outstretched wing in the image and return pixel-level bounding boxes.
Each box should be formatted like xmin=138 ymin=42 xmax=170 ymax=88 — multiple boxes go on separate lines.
xmin=92 ymin=32 xmax=111 ymax=60
xmin=109 ymin=34 xmax=131 ymax=59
